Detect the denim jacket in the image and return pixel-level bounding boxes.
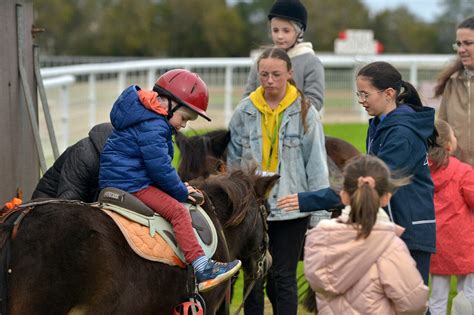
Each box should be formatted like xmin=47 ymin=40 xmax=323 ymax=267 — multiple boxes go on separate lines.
xmin=227 ymin=96 xmax=330 ymax=221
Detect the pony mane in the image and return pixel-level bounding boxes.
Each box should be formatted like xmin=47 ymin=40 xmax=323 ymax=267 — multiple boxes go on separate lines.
xmin=193 ymin=166 xmax=260 ymax=228
xmin=176 ymin=130 xmax=230 ymax=181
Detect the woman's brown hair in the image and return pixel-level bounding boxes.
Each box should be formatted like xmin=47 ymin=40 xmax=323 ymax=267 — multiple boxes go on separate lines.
xmin=434 ymin=16 xmax=474 ymax=97
xmin=342 ymin=155 xmax=410 ymax=239
xmin=257 ymin=47 xmax=311 ymax=132
xmin=429 ymin=119 xmax=453 ymax=170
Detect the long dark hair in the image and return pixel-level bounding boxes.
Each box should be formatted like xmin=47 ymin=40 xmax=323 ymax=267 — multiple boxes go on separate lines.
xmin=257 ymin=47 xmax=310 ymax=132
xmin=434 ymin=16 xmax=474 ymax=97
xmin=357 ymin=61 xmax=437 ymax=148
xmin=343 ymin=155 xmax=409 ymax=239
xmin=357 ymin=61 xmax=422 ymax=107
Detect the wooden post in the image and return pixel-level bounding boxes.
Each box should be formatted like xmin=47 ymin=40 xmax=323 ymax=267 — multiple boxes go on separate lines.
xmin=0 ymin=0 xmax=39 ymax=203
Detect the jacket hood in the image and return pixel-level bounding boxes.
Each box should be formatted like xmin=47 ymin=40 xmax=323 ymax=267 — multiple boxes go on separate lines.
xmin=305 ymin=207 xmax=401 ymax=294
xmin=88 ymin=122 xmax=114 ymax=152
xmin=430 ymin=156 xmax=459 ymax=192
xmin=287 ymin=42 xmax=314 ymax=58
xmin=110 ymin=85 xmax=163 ymax=130
xmin=376 ymin=105 xmax=435 ymax=144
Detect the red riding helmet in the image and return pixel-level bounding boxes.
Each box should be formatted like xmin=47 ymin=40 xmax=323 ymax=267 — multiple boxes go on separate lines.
xmin=173 ymin=301 xmax=204 ymax=315
xmin=154 ymin=69 xmax=211 ymax=121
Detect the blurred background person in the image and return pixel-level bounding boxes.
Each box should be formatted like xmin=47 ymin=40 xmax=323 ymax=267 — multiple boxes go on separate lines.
xmin=435 ymin=16 xmax=474 ymax=166
xmin=243 ymin=0 xmax=325 ymax=112
xmin=428 ymin=119 xmax=474 ymax=315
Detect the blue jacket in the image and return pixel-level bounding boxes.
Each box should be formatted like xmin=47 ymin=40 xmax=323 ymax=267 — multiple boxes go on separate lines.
xmin=300 ymin=105 xmax=436 ymax=252
xmin=99 ymin=85 xmax=188 ymax=202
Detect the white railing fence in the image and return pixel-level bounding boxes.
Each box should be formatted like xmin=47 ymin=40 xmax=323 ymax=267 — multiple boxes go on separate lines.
xmin=39 ymin=54 xmax=455 ymax=161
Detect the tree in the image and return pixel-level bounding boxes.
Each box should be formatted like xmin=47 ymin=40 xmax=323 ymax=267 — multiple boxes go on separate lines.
xmin=434 ymin=0 xmax=474 ymax=53
xmin=371 ymin=7 xmax=439 ymax=53
xmin=233 ymin=0 xmax=275 ymax=53
xmin=161 ymin=0 xmax=246 ymax=57
xmin=304 ymin=0 xmax=371 ymax=52
xmin=34 ymin=0 xmax=77 ymax=54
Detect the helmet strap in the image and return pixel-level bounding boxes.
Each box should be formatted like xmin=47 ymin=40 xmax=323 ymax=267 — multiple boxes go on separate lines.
xmin=168 ymin=101 xmax=183 ymax=121
xmin=154 ymin=84 xmax=182 ymax=120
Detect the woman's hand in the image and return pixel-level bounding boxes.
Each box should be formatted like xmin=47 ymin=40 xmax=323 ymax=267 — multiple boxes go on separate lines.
xmin=276 ymin=194 xmax=299 ymax=212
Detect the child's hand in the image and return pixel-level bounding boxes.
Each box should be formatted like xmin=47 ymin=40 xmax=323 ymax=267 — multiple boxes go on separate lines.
xmin=185 ymin=182 xmax=205 ymax=205
xmin=276 ymin=194 xmax=299 ymax=211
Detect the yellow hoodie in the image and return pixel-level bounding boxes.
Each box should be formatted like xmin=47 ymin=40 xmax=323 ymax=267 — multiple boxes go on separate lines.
xmin=249 ymin=83 xmax=299 ymax=172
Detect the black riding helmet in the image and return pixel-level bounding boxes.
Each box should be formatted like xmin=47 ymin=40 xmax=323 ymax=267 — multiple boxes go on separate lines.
xmin=267 ymin=0 xmax=307 ymax=31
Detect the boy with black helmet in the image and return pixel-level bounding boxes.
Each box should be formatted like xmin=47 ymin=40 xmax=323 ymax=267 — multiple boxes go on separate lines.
xmin=244 ymin=0 xmax=325 ymax=111
xmin=99 ymin=69 xmax=241 ymax=292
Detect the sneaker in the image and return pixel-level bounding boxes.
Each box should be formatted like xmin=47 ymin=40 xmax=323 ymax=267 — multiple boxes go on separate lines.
xmin=195 ymin=259 xmax=242 ymax=292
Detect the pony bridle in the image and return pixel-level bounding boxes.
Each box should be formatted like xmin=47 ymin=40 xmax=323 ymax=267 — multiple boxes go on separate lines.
xmin=234 ymin=203 xmax=270 ymax=315
xmin=249 ymin=204 xmax=270 ymax=281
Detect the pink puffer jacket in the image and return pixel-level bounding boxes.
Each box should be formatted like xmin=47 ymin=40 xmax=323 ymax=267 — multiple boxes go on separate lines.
xmin=304 ymin=207 xmax=428 ymax=315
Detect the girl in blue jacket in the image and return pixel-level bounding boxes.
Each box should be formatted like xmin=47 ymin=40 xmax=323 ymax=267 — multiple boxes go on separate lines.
xmin=278 ymin=61 xmax=436 ymax=286
xmin=99 ymin=69 xmax=241 ymax=292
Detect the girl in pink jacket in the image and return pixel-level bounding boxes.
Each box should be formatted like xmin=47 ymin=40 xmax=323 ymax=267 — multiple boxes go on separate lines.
xmin=428 ymin=119 xmax=474 ymax=315
xmin=304 ymin=155 xmax=428 ymax=315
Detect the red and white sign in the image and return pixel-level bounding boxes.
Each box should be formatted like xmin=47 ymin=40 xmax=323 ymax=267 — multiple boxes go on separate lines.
xmin=334 ymin=29 xmax=384 ymax=55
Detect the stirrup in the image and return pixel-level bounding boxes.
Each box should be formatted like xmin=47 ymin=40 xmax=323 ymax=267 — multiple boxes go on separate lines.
xmin=173 ymin=293 xmax=206 ymax=315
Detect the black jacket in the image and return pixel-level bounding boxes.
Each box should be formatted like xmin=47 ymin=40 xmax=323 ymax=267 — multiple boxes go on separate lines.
xmin=32 ymin=123 xmax=113 ymax=202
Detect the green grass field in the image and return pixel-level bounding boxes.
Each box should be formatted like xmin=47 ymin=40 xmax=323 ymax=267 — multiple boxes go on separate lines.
xmin=176 ymin=123 xmax=457 ymax=314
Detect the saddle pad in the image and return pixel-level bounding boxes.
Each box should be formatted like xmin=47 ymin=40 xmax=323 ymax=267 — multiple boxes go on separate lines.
xmin=103 ymin=209 xmax=185 ymax=267
xmin=100 ymin=203 xmax=218 ymax=267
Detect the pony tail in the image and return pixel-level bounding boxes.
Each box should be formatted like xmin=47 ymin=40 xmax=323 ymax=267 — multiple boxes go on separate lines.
xmin=398 ymin=80 xmax=437 ymax=148
xmin=397 ymin=80 xmax=422 ymax=107
xmin=349 ymin=184 xmax=379 ymax=239
xmin=289 ymin=78 xmax=310 ymax=133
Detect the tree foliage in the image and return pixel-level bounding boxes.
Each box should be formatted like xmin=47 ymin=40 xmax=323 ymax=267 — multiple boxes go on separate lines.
xmin=371 ymin=7 xmax=439 ymax=53
xmin=305 ymin=0 xmax=371 ymax=52
xmin=33 ymin=0 xmax=474 ymax=57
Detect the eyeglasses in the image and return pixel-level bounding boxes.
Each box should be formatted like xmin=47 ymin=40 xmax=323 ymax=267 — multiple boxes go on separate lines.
xmin=356 ymin=90 xmax=383 ymax=102
xmin=258 ymin=72 xmax=284 ymax=80
xmin=452 ymin=40 xmax=474 ymax=51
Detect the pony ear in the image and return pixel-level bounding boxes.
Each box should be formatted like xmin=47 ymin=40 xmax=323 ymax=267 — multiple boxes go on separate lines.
xmin=175 ymin=131 xmax=189 ymax=151
xmin=214 ymin=159 xmax=227 ymax=174
xmin=254 ymin=174 xmax=280 ymax=200
xmin=210 ymin=130 xmax=231 ymax=158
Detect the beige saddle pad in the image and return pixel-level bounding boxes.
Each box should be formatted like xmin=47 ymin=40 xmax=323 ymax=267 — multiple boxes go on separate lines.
xmin=97 ymin=188 xmax=218 ymax=268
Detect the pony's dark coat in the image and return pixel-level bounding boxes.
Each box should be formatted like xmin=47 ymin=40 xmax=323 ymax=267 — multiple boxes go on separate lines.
xmin=7 ymin=170 xmax=278 ymax=315
xmin=176 ymin=130 xmax=361 ymax=187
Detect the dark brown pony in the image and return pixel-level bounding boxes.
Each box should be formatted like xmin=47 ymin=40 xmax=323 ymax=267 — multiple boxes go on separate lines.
xmin=176 ymin=130 xmax=361 ymax=186
xmin=176 ymin=130 xmax=361 ymax=314
xmin=6 ymin=169 xmax=279 ymax=315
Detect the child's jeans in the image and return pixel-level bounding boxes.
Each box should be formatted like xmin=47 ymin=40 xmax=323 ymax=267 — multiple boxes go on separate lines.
xmin=430 ymin=274 xmax=474 ymax=315
xmin=133 ymin=185 xmax=205 ymax=263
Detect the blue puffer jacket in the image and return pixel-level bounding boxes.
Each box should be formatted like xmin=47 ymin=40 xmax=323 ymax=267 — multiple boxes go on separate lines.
xmin=99 ymin=85 xmax=188 ymax=202
xmin=300 ymin=105 xmax=436 ymax=253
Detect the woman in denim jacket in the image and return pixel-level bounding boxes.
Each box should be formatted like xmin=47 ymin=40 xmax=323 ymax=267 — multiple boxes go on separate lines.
xmin=228 ymin=47 xmax=329 ymax=315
